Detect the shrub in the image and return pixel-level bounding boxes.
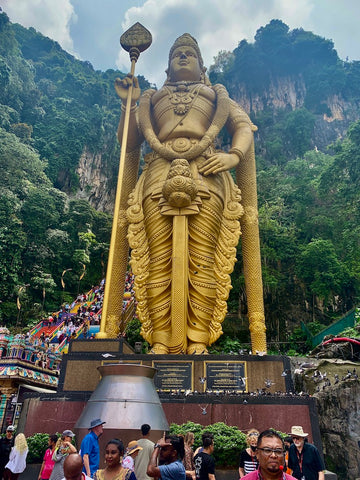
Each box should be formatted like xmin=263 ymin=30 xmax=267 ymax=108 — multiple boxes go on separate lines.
xmin=26 ymin=433 xmax=50 ymax=463
xmin=169 ymin=421 xmax=247 ymax=468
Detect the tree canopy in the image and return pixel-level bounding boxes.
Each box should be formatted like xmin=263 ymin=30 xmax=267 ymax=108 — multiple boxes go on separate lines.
xmin=1 ymin=12 xmax=360 ymax=343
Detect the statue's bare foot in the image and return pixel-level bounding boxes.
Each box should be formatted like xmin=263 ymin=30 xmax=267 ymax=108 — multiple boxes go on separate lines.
xmin=150 ymin=343 xmax=169 ymax=354
xmin=187 ymin=343 xmax=208 ymax=355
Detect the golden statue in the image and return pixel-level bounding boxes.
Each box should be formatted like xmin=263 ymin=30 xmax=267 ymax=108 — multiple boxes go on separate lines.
xmin=100 ymin=32 xmax=266 ymax=354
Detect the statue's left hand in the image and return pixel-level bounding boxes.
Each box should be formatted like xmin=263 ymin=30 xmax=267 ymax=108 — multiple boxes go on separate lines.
xmin=198 ymin=153 xmax=239 ymax=175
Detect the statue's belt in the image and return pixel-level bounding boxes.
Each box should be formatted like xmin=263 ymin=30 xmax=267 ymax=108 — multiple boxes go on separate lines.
xmin=145 ymin=137 xmax=216 ymax=164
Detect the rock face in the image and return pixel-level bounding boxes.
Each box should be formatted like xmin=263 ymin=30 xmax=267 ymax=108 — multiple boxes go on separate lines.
xmin=232 ymin=75 xmax=307 ymax=113
xmin=75 ymin=147 xmax=115 ymax=213
xmin=294 ymin=359 xmax=360 ymax=480
xmin=232 ymin=75 xmax=360 ymax=152
xmin=74 ymin=75 xmax=360 ymax=212
xmin=316 ymin=380 xmax=360 ymax=480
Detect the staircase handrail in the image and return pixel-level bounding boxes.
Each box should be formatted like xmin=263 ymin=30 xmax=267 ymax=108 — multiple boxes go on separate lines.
xmin=301 ymin=307 xmax=357 ymax=347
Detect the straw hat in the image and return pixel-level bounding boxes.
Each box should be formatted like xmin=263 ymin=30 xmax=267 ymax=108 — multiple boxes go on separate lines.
xmin=126 ymin=441 xmax=143 ymax=456
xmin=290 ymin=426 xmax=308 ymax=437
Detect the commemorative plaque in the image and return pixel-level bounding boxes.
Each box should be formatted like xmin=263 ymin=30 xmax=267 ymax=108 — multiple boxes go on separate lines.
xmin=205 ymin=361 xmax=247 ymax=391
xmin=153 ymin=361 xmax=193 ymax=390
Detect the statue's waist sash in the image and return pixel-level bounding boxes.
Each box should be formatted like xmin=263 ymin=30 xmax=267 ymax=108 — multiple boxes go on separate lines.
xmin=145 ymin=137 xmax=215 ymax=165
xmin=143 ymin=138 xmax=224 ymax=199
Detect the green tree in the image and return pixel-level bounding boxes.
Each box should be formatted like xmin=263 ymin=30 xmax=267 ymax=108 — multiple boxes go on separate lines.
xmin=283 ymin=108 xmax=315 ymax=157
xmin=295 ymin=239 xmax=349 ymax=303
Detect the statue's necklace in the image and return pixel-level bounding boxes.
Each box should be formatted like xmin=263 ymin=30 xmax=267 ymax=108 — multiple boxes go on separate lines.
xmin=166 ymin=83 xmax=201 ymax=115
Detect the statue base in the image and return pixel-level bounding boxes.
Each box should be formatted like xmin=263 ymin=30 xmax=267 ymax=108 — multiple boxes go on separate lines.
xmin=18 ymin=339 xmax=323 ymax=460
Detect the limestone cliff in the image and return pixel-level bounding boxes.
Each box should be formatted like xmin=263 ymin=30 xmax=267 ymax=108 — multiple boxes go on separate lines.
xmin=231 ymin=75 xmax=360 ymax=152
xmin=75 ymin=147 xmax=115 ymax=213
xmin=231 ymin=75 xmax=307 ymax=113
xmin=74 ymin=76 xmax=360 ymax=212
xmin=316 ymin=380 xmax=360 ymax=480
xmin=293 ymin=358 xmax=360 ymax=480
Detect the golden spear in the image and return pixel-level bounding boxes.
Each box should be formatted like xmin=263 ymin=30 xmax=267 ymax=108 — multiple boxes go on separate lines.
xmin=97 ymin=23 xmax=152 ymax=338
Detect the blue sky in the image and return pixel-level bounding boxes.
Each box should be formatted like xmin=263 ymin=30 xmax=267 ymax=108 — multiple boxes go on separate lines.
xmin=1 ymin=0 xmax=360 ymax=88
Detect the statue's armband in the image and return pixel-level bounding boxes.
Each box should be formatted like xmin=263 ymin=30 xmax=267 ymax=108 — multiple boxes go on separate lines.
xmin=226 ymin=99 xmax=257 ymax=135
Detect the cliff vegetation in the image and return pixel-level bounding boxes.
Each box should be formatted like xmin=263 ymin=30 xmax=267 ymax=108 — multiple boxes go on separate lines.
xmin=0 ymin=13 xmax=360 ymax=349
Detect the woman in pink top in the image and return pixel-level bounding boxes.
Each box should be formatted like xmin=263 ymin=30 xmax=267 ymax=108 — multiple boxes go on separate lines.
xmin=38 ymin=435 xmax=58 ymax=480
xmin=122 ymin=442 xmax=142 ymax=471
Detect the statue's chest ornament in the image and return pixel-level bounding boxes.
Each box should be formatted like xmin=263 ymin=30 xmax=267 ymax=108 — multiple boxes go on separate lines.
xmin=168 ymin=83 xmax=199 ymax=115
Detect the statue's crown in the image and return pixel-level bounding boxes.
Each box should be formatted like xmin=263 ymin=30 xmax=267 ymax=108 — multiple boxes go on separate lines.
xmin=168 ymin=33 xmax=204 ymax=70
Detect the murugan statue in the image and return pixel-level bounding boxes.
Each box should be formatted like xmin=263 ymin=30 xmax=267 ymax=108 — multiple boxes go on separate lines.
xmin=113 ymin=33 xmax=266 ymax=354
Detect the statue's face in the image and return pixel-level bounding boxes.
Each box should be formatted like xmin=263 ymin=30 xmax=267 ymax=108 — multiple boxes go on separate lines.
xmin=168 ymin=46 xmax=202 ymax=82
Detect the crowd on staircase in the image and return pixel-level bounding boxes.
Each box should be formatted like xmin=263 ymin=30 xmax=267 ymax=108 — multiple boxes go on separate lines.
xmin=0 ymin=272 xmax=136 ymax=372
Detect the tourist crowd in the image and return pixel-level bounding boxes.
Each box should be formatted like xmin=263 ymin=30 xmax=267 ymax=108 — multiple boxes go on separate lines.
xmin=0 ymin=421 xmax=325 ymax=480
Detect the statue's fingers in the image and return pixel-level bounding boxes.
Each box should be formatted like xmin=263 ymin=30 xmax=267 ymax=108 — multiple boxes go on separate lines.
xmin=201 ymin=164 xmax=219 ymax=175
xmin=203 ymin=156 xmax=219 ymax=167
xmin=124 ymin=76 xmax=133 ymax=87
xmin=133 ymin=76 xmax=140 ymax=88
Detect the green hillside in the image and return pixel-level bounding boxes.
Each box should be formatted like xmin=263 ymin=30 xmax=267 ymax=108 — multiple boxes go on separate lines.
xmin=0 ymin=12 xmax=359 ymax=348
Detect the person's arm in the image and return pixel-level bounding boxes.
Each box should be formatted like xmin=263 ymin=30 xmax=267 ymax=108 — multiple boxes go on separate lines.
xmin=147 ymin=437 xmax=172 ymax=478
xmin=238 ymin=451 xmax=245 ymax=478
xmin=208 ymin=457 xmax=216 ymax=480
xmin=147 ymin=444 xmax=162 ymax=478
xmin=312 ymin=445 xmax=325 ymax=480
xmin=69 ymin=443 xmax=77 ymax=453
xmin=185 ymin=470 xmax=195 ymax=480
xmin=83 ymin=454 xmax=91 ymax=477
xmin=38 ymin=458 xmax=46 ymax=479
xmin=63 ymin=441 xmax=77 ymax=454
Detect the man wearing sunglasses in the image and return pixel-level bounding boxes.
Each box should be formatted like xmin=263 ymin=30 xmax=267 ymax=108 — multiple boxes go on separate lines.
xmin=242 ymin=429 xmax=297 ymax=480
xmin=288 ymin=426 xmax=325 ymax=480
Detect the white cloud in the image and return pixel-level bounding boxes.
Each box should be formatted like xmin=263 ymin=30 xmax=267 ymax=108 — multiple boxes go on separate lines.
xmin=114 ymin=0 xmax=318 ymax=87
xmin=2 ymin=0 xmax=78 ymax=56
xmin=2 ymin=0 xmax=360 ymax=83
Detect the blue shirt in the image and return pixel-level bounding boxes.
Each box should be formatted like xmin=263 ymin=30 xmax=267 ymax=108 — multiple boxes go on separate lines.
xmin=159 ymin=460 xmax=186 ymax=480
xmin=80 ymin=430 xmax=100 ymax=477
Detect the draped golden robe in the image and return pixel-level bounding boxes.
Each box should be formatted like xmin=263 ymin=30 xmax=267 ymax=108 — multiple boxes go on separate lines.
xmin=126 ymin=83 xmax=259 ymax=354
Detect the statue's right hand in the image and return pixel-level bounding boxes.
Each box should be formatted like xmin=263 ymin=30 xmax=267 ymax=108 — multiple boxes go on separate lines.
xmin=114 ymin=74 xmax=141 ymax=103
